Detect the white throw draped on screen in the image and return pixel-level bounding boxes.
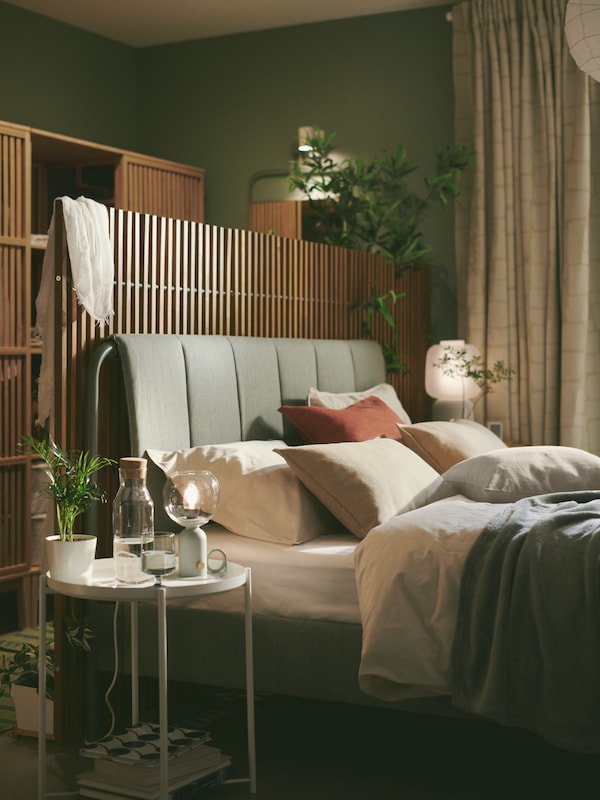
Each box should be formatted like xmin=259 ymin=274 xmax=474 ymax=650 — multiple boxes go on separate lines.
xmin=36 ymin=196 xmax=114 ymax=426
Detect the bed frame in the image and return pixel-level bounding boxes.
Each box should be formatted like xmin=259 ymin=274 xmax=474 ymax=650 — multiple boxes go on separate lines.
xmin=85 ymin=333 xmax=453 ymax=719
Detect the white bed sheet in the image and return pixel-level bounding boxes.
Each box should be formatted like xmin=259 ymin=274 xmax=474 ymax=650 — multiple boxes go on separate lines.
xmin=168 ymin=498 xmax=508 ymax=704
xmin=354 ymin=495 xmax=509 ymax=701
xmin=170 ymin=525 xmax=362 ymax=623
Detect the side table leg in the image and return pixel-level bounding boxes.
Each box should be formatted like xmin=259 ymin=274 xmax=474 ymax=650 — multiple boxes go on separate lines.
xmin=158 ymin=587 xmax=168 ymax=800
xmin=245 ymin=568 xmax=256 ymax=794
xmin=131 ymin=601 xmax=139 ymax=724
xmin=38 ymin=575 xmax=47 ymax=800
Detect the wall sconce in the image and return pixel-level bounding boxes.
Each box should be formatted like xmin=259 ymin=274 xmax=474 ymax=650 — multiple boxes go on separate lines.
xmin=565 ymin=0 xmax=600 ymax=83
xmin=425 ymin=339 xmax=480 ymax=420
xmin=298 ymin=126 xmax=315 ymax=153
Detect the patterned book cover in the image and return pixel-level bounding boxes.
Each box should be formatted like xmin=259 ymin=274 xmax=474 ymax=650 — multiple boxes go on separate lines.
xmin=80 ymin=722 xmax=211 ymax=766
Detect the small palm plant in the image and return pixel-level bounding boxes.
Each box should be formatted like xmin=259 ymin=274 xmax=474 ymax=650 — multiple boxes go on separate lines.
xmin=19 ymin=435 xmax=115 ymax=542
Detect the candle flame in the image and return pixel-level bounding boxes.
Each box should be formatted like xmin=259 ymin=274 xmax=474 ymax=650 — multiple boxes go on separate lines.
xmin=182 ymin=482 xmax=200 ymax=510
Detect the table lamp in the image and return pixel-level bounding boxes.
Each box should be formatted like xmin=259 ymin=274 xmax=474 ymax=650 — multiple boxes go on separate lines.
xmin=163 ymin=470 xmax=220 ymax=578
xmin=425 ymin=339 xmax=480 ymax=420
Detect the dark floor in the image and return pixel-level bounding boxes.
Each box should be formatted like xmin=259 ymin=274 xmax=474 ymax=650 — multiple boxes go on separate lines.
xmin=2 ymin=689 xmax=599 ymax=800
xmin=1 ymin=591 xmax=597 ymax=799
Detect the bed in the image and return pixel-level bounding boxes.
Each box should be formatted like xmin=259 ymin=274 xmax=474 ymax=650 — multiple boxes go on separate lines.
xmin=86 ymin=333 xmax=600 ymax=752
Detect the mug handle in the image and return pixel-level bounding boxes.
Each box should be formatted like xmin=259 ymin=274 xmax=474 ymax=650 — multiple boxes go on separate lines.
xmin=207 ymin=547 xmax=227 ymax=575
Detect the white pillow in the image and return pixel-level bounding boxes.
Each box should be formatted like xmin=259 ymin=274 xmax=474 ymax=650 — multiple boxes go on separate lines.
xmin=308 ymin=383 xmax=411 ymax=423
xmin=275 ymin=438 xmax=439 ymax=538
xmin=146 ymin=440 xmax=342 ymax=545
xmin=438 ymin=445 xmax=600 ymax=503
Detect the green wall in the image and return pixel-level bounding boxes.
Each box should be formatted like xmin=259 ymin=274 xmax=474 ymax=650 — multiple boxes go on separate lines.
xmin=0 ymin=1 xmax=137 ymax=149
xmin=136 ymin=6 xmax=457 ymax=338
xmin=0 ymin=1 xmax=458 ymax=338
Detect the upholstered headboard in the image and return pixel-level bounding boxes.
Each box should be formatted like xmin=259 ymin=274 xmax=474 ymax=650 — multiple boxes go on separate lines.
xmin=86 ymin=334 xmax=387 ymax=459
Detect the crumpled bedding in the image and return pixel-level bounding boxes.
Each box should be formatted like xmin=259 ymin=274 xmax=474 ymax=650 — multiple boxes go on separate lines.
xmin=354 ymin=495 xmax=508 ymax=701
xmin=452 ymin=490 xmax=600 ymax=753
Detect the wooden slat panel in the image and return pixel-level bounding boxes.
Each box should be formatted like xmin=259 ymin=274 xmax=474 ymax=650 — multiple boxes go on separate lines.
xmin=0 ymin=356 xmax=24 ymax=457
xmin=0 ymin=462 xmax=28 ymax=575
xmin=0 ymin=129 xmax=26 ymax=240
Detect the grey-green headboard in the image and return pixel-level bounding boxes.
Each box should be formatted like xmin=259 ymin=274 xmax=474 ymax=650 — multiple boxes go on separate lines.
xmin=86 ymin=334 xmax=386 ymax=459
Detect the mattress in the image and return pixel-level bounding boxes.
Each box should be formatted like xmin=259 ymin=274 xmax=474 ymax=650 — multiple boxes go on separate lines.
xmin=167 ymin=525 xmax=361 ymax=624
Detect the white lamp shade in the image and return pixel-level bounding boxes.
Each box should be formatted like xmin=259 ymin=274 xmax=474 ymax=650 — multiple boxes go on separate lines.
xmin=565 ymin=1 xmax=600 ymax=83
xmin=425 ymin=340 xmax=481 ymax=400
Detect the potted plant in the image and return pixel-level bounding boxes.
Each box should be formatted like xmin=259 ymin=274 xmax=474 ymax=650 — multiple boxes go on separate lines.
xmin=0 ymin=616 xmax=93 ymax=737
xmin=433 ymin=342 xmax=515 ymax=417
xmin=289 ymin=127 xmax=474 ymax=371
xmin=19 ymin=435 xmax=115 ymax=584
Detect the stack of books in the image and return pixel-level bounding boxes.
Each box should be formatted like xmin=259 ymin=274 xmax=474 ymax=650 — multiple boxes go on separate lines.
xmin=77 ymin=722 xmax=232 ymax=799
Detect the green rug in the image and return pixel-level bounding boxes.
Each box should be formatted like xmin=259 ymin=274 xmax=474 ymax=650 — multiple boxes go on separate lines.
xmin=0 ymin=627 xmax=48 ymax=733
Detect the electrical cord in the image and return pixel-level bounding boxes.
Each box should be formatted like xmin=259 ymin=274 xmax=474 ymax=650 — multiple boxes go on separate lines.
xmin=84 ymin=600 xmax=119 ymax=744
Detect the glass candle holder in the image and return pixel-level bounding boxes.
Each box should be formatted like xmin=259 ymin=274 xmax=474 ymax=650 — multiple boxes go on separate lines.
xmin=163 ymin=471 xmax=220 ymax=578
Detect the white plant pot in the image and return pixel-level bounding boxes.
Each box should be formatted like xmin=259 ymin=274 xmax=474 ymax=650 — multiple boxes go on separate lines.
xmin=45 ymin=534 xmax=97 ymax=585
xmin=11 ymin=684 xmax=54 ymax=738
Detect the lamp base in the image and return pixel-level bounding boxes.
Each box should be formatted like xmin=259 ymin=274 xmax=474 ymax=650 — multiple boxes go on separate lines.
xmin=432 ymin=398 xmax=473 ymax=421
xmin=178 ymin=526 xmax=207 ymax=578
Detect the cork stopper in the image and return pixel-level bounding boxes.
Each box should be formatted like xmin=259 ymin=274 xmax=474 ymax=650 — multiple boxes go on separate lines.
xmin=119 ymin=457 xmax=147 ymax=480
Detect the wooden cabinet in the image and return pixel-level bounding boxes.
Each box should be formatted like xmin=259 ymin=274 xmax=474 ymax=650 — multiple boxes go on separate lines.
xmin=0 ymin=119 xmax=205 ymax=629
xmin=250 ymin=200 xmax=303 ymax=239
xmin=249 ymin=200 xmax=327 ymax=242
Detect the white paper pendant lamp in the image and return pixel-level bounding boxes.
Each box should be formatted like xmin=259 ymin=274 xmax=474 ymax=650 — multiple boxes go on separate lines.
xmin=565 ymin=0 xmax=600 ymax=83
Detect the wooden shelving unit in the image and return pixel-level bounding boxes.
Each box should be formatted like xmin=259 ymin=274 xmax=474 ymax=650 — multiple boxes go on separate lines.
xmin=0 ymin=119 xmax=205 ymax=629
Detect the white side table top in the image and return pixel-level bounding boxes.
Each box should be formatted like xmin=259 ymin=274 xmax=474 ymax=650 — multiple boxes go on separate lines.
xmin=46 ymin=557 xmax=248 ymax=601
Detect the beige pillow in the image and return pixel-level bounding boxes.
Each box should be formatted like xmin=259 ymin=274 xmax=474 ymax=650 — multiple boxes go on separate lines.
xmin=397 ymin=418 xmax=507 ymax=473
xmin=275 ymin=439 xmax=439 ymax=539
xmin=308 ymin=383 xmax=411 ymax=423
xmin=439 ymin=445 xmax=600 ymax=503
xmin=146 ymin=440 xmax=341 ymax=545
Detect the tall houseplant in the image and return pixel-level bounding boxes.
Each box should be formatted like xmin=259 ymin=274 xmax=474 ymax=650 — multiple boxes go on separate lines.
xmin=289 ymin=128 xmax=474 ymax=370
xmin=19 ymin=435 xmax=115 ymax=583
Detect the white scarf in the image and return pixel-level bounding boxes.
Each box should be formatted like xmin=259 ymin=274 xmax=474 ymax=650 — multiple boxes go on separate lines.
xmin=36 ymin=196 xmax=114 ymax=426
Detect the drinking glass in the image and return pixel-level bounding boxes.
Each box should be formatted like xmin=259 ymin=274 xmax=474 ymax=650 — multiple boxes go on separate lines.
xmin=141 ymin=533 xmax=176 ymax=586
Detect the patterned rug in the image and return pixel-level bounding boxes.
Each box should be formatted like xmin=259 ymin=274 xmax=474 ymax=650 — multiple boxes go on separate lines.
xmin=0 ymin=627 xmax=49 ymax=734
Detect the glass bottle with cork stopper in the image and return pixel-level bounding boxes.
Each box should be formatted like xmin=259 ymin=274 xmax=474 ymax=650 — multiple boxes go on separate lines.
xmin=113 ymin=457 xmax=154 ymax=583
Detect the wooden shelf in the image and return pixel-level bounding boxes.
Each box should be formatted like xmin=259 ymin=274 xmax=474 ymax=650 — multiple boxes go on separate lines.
xmin=0 ymin=118 xmax=206 ymax=680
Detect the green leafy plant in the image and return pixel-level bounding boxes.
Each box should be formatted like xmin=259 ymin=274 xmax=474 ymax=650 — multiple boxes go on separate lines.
xmin=0 ymin=615 xmax=94 ymax=701
xmin=434 ymin=343 xmax=515 ymax=413
xmin=353 ymin=282 xmax=407 ymax=373
xmin=289 ymin=128 xmax=474 ymax=369
xmin=18 ymin=435 xmax=115 ymax=542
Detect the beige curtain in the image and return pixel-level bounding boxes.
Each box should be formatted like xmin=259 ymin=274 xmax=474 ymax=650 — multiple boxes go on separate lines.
xmin=453 ymin=0 xmax=600 ymax=453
